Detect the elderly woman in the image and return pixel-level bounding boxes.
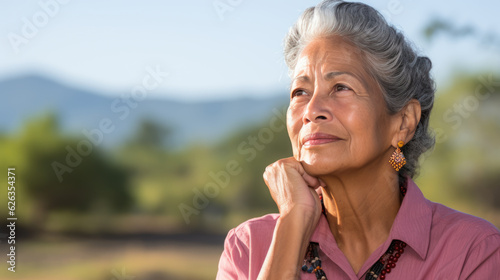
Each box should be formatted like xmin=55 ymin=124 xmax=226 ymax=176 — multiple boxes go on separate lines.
xmin=217 ymin=1 xmax=500 ymax=279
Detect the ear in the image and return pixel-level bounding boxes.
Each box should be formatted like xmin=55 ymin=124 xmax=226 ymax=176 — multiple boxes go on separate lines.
xmin=392 ymin=99 xmax=421 ymax=147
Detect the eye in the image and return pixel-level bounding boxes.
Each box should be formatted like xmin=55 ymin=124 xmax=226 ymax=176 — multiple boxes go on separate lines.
xmin=334 ymin=84 xmax=351 ymax=92
xmin=291 ymin=89 xmax=308 ymax=98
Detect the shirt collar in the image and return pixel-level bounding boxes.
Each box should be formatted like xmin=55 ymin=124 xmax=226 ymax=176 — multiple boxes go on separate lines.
xmin=389 ymin=177 xmax=432 ymax=260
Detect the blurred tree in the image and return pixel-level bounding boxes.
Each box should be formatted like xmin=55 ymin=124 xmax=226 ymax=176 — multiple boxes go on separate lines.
xmin=191 ymin=106 xmax=291 ymax=224
xmin=114 ymin=118 xmax=187 ymax=217
xmin=417 ymin=71 xmax=500 ymax=218
xmin=424 ymin=18 xmax=500 ymax=49
xmin=424 ymin=18 xmax=475 ymax=42
xmin=419 ymin=19 xmax=500 ymax=220
xmin=0 ymin=113 xmax=133 ymax=231
xmin=128 ymin=118 xmax=172 ymax=149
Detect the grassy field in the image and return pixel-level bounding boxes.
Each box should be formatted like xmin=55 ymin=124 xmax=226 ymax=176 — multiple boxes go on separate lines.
xmin=0 ymin=234 xmax=225 ymax=280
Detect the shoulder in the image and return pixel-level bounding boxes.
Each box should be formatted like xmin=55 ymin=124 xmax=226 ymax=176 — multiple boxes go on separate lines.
xmin=428 ymin=200 xmax=500 ymax=247
xmin=227 ymin=213 xmax=280 ymax=246
xmin=217 ymin=214 xmax=280 ymax=279
xmin=414 ymin=200 xmax=500 ymax=279
xmin=406 ymin=178 xmax=499 ymax=243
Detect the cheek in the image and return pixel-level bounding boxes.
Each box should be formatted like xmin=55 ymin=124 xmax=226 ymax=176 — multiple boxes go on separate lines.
xmin=286 ymin=105 xmax=302 ymax=154
xmin=341 ymin=102 xmax=391 ymax=153
xmin=344 ymin=109 xmax=373 ymax=139
xmin=336 ymin=99 xmax=368 ymax=128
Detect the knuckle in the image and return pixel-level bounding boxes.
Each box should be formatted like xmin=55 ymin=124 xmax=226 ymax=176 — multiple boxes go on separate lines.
xmin=264 ymin=164 xmax=273 ymax=174
xmin=275 ymin=159 xmax=288 ymax=168
xmin=277 ymin=157 xmax=297 ymax=170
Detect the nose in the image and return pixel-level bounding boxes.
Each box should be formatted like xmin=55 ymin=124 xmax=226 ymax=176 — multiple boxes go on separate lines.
xmin=303 ymin=94 xmax=332 ymax=124
xmin=302 ymin=93 xmax=332 ymax=124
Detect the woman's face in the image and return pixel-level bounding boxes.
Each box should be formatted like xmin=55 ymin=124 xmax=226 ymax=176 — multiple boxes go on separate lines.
xmin=287 ymin=36 xmax=398 ymax=176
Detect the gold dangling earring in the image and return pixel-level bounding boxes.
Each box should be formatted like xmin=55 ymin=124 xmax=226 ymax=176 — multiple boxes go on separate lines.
xmin=389 ymin=140 xmax=406 ymax=171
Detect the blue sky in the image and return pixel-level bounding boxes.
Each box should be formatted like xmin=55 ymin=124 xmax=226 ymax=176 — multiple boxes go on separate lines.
xmin=1 ymin=0 xmax=499 ymax=101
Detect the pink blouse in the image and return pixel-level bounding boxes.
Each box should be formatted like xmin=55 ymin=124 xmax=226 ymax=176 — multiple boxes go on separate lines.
xmin=217 ymin=178 xmax=500 ymax=279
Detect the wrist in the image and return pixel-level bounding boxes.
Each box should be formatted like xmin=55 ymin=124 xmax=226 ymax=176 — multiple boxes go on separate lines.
xmin=277 ymin=208 xmax=319 ymax=253
xmin=279 ymin=206 xmax=319 ymax=234
xmin=257 ymin=207 xmax=320 ymax=279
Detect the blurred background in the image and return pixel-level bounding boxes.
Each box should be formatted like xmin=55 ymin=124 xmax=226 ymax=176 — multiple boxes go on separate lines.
xmin=0 ymin=0 xmax=499 ymax=279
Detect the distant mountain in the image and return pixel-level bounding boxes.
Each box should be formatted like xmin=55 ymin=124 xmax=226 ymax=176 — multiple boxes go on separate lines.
xmin=0 ymin=74 xmax=288 ymax=147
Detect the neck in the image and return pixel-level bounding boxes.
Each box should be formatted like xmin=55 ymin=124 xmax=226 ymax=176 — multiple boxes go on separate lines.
xmin=320 ymin=163 xmax=402 ymax=273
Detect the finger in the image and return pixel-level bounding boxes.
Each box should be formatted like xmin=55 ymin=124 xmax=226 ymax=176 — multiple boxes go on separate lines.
xmin=283 ymin=158 xmax=318 ymax=188
xmin=302 ymin=172 xmax=321 ymax=188
xmin=309 ymin=187 xmax=322 ymax=211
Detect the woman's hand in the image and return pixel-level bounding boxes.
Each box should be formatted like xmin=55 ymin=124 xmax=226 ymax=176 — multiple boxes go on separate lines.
xmin=263 ymin=157 xmax=323 ymax=226
xmin=257 ymin=157 xmax=324 ymax=279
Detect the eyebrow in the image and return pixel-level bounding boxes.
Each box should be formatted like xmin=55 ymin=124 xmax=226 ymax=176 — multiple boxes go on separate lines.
xmin=292 ymin=71 xmax=358 ymax=83
xmin=325 ymin=71 xmax=357 ymax=80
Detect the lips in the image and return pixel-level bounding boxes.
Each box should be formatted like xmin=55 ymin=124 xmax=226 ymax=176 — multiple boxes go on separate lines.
xmin=302 ymin=133 xmax=342 ymax=147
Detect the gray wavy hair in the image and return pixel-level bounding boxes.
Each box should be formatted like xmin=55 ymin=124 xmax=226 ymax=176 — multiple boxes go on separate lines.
xmin=284 ymin=0 xmax=435 ymax=180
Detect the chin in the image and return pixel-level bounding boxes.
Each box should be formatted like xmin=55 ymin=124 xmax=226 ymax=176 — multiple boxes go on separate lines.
xmin=300 ymin=159 xmax=339 ymax=177
xmin=299 ymin=148 xmax=340 ymax=172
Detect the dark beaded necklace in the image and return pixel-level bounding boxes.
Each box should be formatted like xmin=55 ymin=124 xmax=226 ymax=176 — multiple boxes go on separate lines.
xmin=302 ymin=184 xmax=407 ymax=280
xmin=365 ymin=240 xmax=406 ymax=280
xmin=302 ymin=242 xmax=328 ymax=279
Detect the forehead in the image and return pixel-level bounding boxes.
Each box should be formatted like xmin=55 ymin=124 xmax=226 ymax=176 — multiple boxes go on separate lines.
xmin=293 ymin=36 xmax=367 ymax=78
